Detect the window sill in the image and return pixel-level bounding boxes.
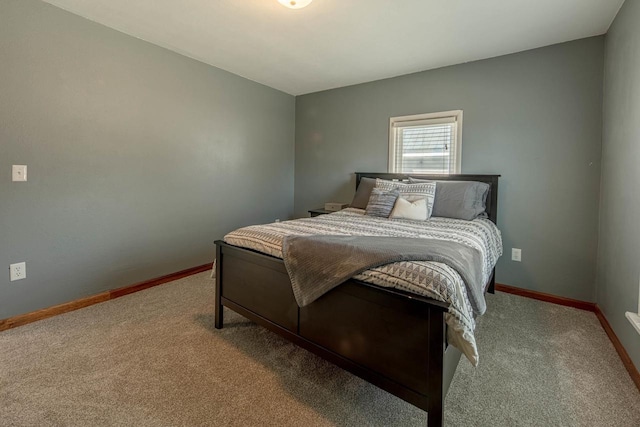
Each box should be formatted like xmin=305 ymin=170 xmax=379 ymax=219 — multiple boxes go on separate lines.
xmin=625 ymin=312 xmax=640 ymax=335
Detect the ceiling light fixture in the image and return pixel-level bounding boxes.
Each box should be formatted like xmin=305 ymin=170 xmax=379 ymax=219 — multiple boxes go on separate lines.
xmin=278 ymin=0 xmax=313 ymax=9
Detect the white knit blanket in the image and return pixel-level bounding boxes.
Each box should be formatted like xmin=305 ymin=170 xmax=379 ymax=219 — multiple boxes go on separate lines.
xmin=224 ymin=208 xmax=503 ymax=365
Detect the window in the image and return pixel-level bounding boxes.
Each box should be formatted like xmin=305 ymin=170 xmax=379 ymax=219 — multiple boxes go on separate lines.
xmin=388 ymin=110 xmax=463 ymax=174
xmin=626 ymin=281 xmax=640 ymax=336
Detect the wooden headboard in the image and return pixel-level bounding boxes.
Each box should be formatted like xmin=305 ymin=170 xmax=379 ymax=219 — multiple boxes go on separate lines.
xmin=355 ymin=172 xmax=500 ymax=225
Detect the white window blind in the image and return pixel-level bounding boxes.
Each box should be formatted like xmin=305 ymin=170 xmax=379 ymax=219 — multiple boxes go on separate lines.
xmin=388 ymin=111 xmax=462 ymax=174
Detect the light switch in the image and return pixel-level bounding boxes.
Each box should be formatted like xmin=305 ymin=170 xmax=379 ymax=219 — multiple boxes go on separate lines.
xmin=12 ymin=165 xmax=27 ymax=182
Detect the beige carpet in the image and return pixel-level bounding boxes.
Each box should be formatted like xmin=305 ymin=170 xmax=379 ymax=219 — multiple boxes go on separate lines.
xmin=1 ymin=272 xmax=639 ymax=426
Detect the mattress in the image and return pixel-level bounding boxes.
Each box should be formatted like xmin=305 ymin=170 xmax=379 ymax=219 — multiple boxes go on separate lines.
xmin=224 ymin=208 xmax=503 ymax=365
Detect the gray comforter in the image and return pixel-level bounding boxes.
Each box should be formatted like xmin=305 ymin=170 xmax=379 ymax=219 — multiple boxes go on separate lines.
xmin=282 ymin=235 xmax=486 ymax=316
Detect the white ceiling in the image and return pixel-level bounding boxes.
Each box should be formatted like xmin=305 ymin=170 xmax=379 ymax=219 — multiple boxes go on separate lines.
xmin=43 ymin=0 xmax=624 ymax=96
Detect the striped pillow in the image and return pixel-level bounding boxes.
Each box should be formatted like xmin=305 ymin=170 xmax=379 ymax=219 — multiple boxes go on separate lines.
xmin=375 ymin=179 xmax=436 ymax=219
xmin=365 ymin=188 xmax=400 ymax=218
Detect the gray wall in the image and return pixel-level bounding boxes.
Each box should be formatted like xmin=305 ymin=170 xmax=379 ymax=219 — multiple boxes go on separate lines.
xmin=598 ymin=0 xmax=640 ymax=370
xmin=0 ymin=0 xmax=294 ymax=319
xmin=295 ymin=37 xmax=604 ymax=302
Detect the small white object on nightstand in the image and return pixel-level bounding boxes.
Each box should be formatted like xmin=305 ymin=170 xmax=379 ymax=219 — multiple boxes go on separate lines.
xmin=324 ymin=202 xmax=349 ymax=212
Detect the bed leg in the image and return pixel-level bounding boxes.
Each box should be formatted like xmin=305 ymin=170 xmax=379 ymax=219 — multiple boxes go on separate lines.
xmin=427 ymin=384 xmax=444 ymax=426
xmin=214 ymin=294 xmax=223 ymax=329
xmin=427 ymin=308 xmax=445 ymax=427
xmin=487 ymin=269 xmax=496 ymax=294
xmin=427 ymin=401 xmax=443 ymax=427
xmin=214 ymin=245 xmax=223 ymax=329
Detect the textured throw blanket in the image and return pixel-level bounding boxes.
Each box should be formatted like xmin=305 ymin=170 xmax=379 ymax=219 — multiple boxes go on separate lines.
xmin=282 ymin=235 xmax=486 ymax=315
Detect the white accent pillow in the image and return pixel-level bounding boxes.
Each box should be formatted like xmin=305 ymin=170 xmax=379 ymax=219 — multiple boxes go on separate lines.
xmin=375 ymin=179 xmax=436 ymax=219
xmin=390 ymin=196 xmax=427 ymax=220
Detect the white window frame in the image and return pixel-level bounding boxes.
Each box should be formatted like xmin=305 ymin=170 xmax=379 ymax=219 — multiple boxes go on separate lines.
xmin=388 ymin=110 xmax=463 ymax=174
xmin=626 ymin=278 xmax=640 ymax=335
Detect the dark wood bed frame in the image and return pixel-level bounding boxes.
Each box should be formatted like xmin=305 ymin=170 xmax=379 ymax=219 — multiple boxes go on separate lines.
xmin=214 ymin=173 xmax=500 ymax=427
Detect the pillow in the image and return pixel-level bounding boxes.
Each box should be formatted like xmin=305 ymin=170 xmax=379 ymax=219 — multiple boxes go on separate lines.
xmin=408 ymin=178 xmax=489 ymax=220
xmin=350 ymin=177 xmax=377 ymax=209
xmin=365 ymin=188 xmax=399 ymax=218
xmin=375 ymin=178 xmax=436 ymax=219
xmin=390 ymin=196 xmax=427 ymax=221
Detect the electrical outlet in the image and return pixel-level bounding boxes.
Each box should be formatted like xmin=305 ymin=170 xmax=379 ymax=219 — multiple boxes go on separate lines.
xmin=10 ymin=262 xmax=26 ymax=281
xmin=511 ymin=248 xmax=522 ymax=262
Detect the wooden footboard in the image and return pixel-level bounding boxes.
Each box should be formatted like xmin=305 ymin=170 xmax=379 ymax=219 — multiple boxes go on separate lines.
xmin=215 ymin=240 xmax=461 ymax=427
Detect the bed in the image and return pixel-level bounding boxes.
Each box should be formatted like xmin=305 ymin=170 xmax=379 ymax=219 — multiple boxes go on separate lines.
xmin=214 ymin=172 xmax=501 ymax=427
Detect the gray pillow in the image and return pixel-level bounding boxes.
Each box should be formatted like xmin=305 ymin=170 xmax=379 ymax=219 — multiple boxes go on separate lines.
xmin=350 ymin=177 xmax=377 ymax=209
xmin=408 ymin=178 xmax=489 ymax=220
xmin=365 ymin=188 xmax=399 ymax=218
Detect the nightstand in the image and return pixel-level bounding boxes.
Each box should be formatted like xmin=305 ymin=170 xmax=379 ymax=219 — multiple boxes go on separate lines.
xmin=308 ymin=208 xmax=332 ymax=217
